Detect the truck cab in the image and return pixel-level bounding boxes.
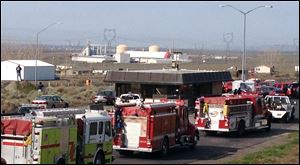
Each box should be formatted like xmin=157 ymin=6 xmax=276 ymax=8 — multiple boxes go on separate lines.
xmin=76 ymin=110 xmax=113 ymax=164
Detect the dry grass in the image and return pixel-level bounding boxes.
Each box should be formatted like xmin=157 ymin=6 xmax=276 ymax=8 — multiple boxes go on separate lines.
xmin=1 ymin=80 xmax=113 ymax=113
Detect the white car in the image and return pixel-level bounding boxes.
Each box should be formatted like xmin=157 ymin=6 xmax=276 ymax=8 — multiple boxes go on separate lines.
xmin=116 ymin=93 xmax=143 ymax=106
xmin=265 ymin=95 xmax=296 ymax=123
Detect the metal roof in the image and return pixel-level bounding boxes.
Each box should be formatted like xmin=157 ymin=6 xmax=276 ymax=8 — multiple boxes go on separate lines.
xmin=104 ymin=69 xmax=232 ymax=85
xmin=4 ymin=60 xmax=54 ymax=67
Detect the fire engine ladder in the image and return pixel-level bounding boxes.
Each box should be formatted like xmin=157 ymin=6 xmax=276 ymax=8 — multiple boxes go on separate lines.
xmin=31 ymin=108 xmax=86 ymax=117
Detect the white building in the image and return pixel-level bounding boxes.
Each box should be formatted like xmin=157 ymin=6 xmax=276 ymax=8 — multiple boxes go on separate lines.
xmin=254 ymin=65 xmax=271 ymax=74
xmin=71 ymin=55 xmax=116 ymax=63
xmin=114 ymin=53 xmax=130 ymax=63
xmin=1 ymin=60 xmax=55 ymax=81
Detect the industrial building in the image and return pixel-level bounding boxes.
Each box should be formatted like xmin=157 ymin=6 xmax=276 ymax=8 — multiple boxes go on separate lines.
xmin=104 ymin=69 xmax=232 ymax=108
xmin=72 ymin=43 xmax=192 ymax=64
xmin=1 ymin=60 xmax=55 ymax=81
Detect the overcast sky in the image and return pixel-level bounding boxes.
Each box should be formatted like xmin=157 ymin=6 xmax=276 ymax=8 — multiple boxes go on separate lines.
xmin=1 ymin=1 xmax=299 ymax=50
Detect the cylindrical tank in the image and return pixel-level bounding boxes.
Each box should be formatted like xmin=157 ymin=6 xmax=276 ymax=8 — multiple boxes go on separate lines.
xmin=149 ymin=45 xmax=160 ymax=52
xmin=116 ymin=44 xmax=128 ymax=54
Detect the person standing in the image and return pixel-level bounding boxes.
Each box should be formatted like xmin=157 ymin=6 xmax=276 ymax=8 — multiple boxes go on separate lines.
xmin=37 ymin=81 xmax=44 ymax=93
xmin=16 ymin=64 xmax=22 ymax=81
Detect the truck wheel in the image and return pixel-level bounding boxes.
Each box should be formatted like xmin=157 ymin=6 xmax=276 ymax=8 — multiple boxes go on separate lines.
xmin=159 ymin=138 xmax=169 ymax=157
xmin=1 ymin=158 xmax=7 ymax=165
xmin=94 ymin=151 xmax=105 ymax=164
xmin=56 ymin=158 xmax=65 ymax=164
xmin=237 ymin=121 xmax=245 ymax=136
xmin=52 ymin=104 xmax=55 ymax=108
xmin=265 ymin=117 xmax=271 ymax=132
xmin=281 ymin=114 xmax=289 ymax=123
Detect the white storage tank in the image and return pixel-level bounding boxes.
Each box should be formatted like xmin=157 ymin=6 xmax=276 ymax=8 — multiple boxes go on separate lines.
xmin=149 ymin=45 xmax=160 ymax=52
xmin=116 ymin=44 xmax=128 ymax=54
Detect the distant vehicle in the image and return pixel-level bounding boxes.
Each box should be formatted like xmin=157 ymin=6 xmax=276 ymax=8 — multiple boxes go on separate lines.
xmin=115 ymin=93 xmax=143 ymax=106
xmin=32 ymin=95 xmax=69 ymax=108
xmin=274 ymin=82 xmax=291 ymax=94
xmin=263 ymin=79 xmax=276 ymax=87
xmin=18 ymin=104 xmax=44 ymax=113
xmin=287 ymin=82 xmax=299 ymax=98
xmin=232 ymin=80 xmax=255 ymax=92
xmin=92 ymin=90 xmax=116 ymax=105
xmin=257 ymin=85 xmax=277 ymax=97
xmin=265 ymin=95 xmax=296 ymax=123
xmin=222 ymin=81 xmax=233 ymax=93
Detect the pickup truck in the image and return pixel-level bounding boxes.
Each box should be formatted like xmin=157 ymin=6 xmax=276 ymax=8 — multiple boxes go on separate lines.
xmin=265 ymin=95 xmax=296 ymax=123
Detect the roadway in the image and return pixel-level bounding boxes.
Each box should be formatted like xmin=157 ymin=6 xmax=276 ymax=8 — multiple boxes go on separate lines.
xmin=112 ymin=99 xmax=299 ymax=164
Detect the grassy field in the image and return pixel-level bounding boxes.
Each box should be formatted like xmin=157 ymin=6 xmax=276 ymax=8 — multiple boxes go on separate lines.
xmin=226 ymin=131 xmax=299 ymax=164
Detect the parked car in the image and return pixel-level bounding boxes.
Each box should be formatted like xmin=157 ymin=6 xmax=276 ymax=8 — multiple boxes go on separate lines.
xmin=18 ymin=104 xmax=43 ymax=113
xmin=92 ymin=90 xmax=116 ymax=105
xmin=116 ymin=93 xmax=143 ymax=106
xmin=32 ymin=95 xmax=69 ymax=108
xmin=265 ymin=95 xmax=296 ymax=123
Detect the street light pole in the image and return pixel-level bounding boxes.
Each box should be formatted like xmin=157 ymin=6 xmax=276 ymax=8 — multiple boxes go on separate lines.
xmin=35 ymin=22 xmax=61 ymax=86
xmin=219 ymin=5 xmax=273 ymax=81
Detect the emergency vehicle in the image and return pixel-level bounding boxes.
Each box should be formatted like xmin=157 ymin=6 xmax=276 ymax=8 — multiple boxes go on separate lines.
xmin=1 ymin=108 xmax=114 ymax=164
xmin=265 ymin=95 xmax=296 ymax=123
xmin=110 ymin=100 xmax=199 ymax=156
xmin=194 ymin=94 xmax=272 ymax=136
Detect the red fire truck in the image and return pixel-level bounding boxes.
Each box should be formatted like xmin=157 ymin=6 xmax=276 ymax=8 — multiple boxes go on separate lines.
xmin=110 ymin=101 xmax=199 ymax=156
xmin=194 ymin=94 xmax=272 ymax=136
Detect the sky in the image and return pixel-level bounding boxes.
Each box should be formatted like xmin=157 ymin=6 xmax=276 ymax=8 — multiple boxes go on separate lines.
xmin=1 ymin=1 xmax=299 ymax=50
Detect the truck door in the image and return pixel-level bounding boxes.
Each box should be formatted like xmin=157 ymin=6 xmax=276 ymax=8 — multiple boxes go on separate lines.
xmin=85 ymin=121 xmax=104 ymax=144
xmin=103 ymin=121 xmax=112 ymax=142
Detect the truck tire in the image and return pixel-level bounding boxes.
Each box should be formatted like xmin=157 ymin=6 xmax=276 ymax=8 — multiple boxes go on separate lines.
xmin=281 ymin=114 xmax=289 ymax=123
xmin=264 ymin=117 xmax=271 ymax=132
xmin=56 ymin=158 xmax=65 ymax=164
xmin=1 ymin=158 xmax=7 ymax=165
xmin=94 ymin=151 xmax=105 ymax=164
xmin=159 ymin=138 xmax=169 ymax=157
xmin=52 ymin=104 xmax=55 ymax=108
xmin=237 ymin=121 xmax=245 ymax=136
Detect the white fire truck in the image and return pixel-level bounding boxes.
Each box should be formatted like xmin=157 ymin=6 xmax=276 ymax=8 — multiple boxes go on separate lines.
xmin=110 ymin=100 xmax=199 ymax=156
xmin=1 ymin=108 xmax=114 ymax=164
xmin=194 ymin=94 xmax=272 ymax=136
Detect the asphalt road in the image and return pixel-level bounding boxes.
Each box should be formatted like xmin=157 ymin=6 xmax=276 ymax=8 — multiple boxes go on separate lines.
xmin=112 ymin=99 xmax=299 ymax=164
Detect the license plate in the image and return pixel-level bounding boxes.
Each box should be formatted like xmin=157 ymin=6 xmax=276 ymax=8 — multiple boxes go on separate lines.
xmin=262 ymin=120 xmax=268 ymax=125
xmin=277 ymin=114 xmax=281 ymax=116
